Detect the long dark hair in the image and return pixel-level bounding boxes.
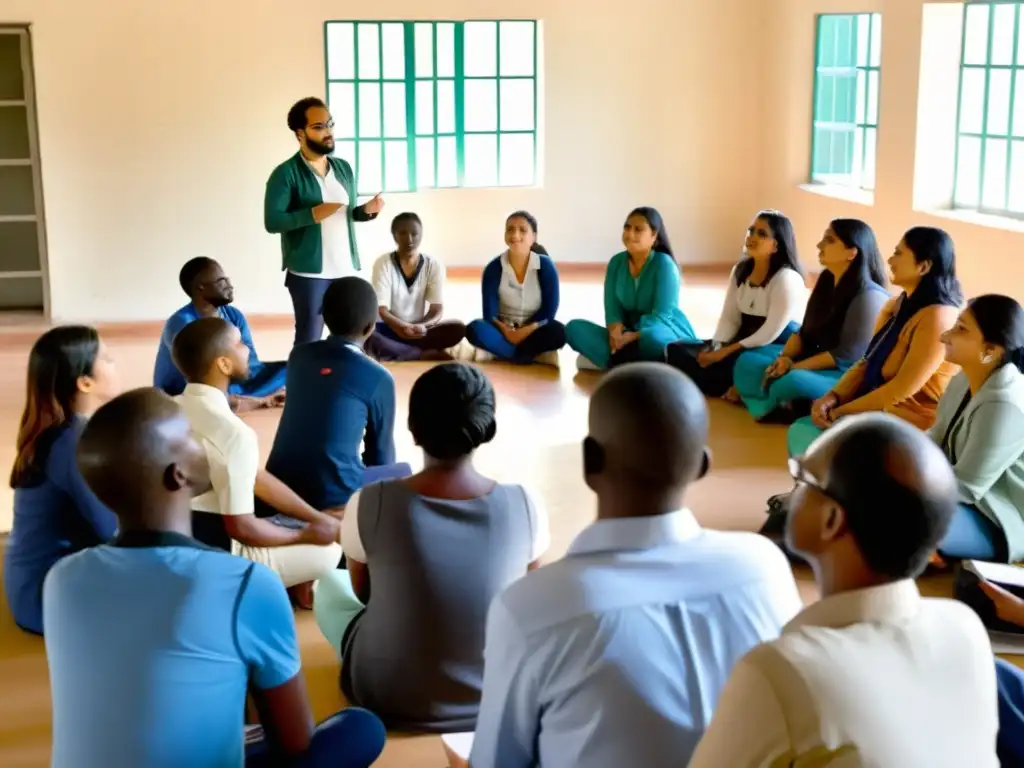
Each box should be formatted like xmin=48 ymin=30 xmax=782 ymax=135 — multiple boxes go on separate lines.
xmin=968 ymin=294 xmax=1024 ymax=373
xmin=506 ymin=211 xmax=548 ymax=256
xmin=801 ymin=219 xmax=887 ymax=351
xmin=735 ymin=210 xmax=805 ymax=285
xmin=11 ymin=326 xmax=101 ymax=488
xmin=901 ymin=226 xmax=963 ymax=310
xmin=625 ymin=206 xmax=676 ymax=262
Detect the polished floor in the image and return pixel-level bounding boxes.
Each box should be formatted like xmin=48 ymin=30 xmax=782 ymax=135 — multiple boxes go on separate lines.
xmin=0 ymin=275 xmax=971 ymax=766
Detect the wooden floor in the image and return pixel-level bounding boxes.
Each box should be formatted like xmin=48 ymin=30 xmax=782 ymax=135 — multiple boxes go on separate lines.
xmin=0 ymin=274 xmax=960 ymax=766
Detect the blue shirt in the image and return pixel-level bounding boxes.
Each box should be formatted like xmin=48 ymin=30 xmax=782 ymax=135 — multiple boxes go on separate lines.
xmin=44 ymin=530 xmax=301 ymax=768
xmin=469 ymin=509 xmax=803 ymax=768
xmin=4 ymin=421 xmax=117 ymax=635
xmin=266 ymin=338 xmax=397 ymax=508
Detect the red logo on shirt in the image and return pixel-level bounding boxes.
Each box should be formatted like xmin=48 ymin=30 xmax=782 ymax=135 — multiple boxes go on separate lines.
xmin=320 ymin=368 xmax=332 ymax=376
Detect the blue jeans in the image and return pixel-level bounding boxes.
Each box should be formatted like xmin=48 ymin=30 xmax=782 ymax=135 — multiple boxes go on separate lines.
xmin=937 ymin=503 xmax=1007 ymax=562
xmin=996 ymin=659 xmax=1024 ymax=765
xmin=229 ymin=361 xmax=288 ymax=399
xmin=465 ymin=319 xmax=566 ymax=362
xmin=286 ymin=273 xmax=333 ymax=347
xmin=245 ymin=707 xmax=386 ymax=767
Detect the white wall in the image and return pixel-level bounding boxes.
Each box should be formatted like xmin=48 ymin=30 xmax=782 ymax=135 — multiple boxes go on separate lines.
xmin=2 ymin=0 xmax=763 ymax=322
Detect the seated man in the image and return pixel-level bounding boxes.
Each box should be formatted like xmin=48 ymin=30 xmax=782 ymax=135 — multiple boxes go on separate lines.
xmin=691 ymin=413 xmax=998 ymax=767
xmin=171 ymin=316 xmax=342 ymax=605
xmin=465 ymin=363 xmax=802 ymax=767
xmin=154 ymin=256 xmax=287 ymax=407
xmin=266 ymin=276 xmax=411 ymax=511
xmin=43 ymin=388 xmax=386 ymax=768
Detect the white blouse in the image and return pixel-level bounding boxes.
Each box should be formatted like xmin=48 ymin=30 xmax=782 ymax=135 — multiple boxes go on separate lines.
xmin=712 ymin=266 xmax=808 ymax=348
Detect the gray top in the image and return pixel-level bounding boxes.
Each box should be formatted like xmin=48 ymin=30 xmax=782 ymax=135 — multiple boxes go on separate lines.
xmin=832 ymin=283 xmax=890 ymax=367
xmin=341 ymin=480 xmax=541 ymax=732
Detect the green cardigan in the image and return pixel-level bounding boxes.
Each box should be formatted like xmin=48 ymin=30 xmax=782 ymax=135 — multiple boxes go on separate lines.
xmin=930 ymin=364 xmax=1024 ymax=561
xmin=263 ymin=152 xmax=376 ymax=274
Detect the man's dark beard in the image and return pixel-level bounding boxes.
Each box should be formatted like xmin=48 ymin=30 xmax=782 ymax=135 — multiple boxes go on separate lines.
xmin=305 ymin=137 xmax=335 ymax=156
xmin=208 ymin=294 xmax=233 ymax=308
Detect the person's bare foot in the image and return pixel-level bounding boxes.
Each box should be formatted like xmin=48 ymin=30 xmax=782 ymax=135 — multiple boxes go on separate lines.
xmin=722 ymin=386 xmax=741 ymax=405
xmin=229 ymin=396 xmax=263 ymax=414
xmin=981 ymin=580 xmax=1024 ymax=627
xmin=287 ymin=581 xmax=315 ymax=610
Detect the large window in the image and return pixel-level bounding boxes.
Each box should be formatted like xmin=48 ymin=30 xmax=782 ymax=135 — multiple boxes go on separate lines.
xmin=954 ymin=2 xmax=1024 ymax=214
xmin=810 ymin=13 xmax=882 ymax=190
xmin=324 ymin=20 xmax=540 ymax=194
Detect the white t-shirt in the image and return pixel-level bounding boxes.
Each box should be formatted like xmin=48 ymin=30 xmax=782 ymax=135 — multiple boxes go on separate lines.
xmin=712 ymin=266 xmax=807 ymax=348
xmin=342 ymin=484 xmax=550 ymax=563
xmin=290 ymin=161 xmax=354 ymax=279
xmin=370 ymin=252 xmax=445 ymax=323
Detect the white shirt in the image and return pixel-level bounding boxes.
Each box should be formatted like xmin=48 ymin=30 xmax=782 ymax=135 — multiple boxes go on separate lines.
xmin=690 ymin=580 xmax=999 ymax=768
xmin=497 ymin=251 xmax=542 ymax=326
xmin=370 ymin=252 xmax=445 ymax=323
xmin=341 ymin=485 xmax=550 ymax=563
xmin=468 ymin=509 xmax=802 ymax=768
xmin=290 ymin=160 xmax=353 ymax=279
xmin=712 ymin=266 xmax=808 ymax=347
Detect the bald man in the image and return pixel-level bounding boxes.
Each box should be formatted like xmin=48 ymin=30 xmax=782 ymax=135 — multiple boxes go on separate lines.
xmin=467 ymin=363 xmax=802 ymax=768
xmin=692 ymin=413 xmax=998 ymax=767
xmin=41 ymin=388 xmax=386 ymax=768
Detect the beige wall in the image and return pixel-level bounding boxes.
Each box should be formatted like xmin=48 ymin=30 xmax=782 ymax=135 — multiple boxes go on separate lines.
xmin=764 ymin=0 xmax=1024 ymax=299
xmin=2 ymin=0 xmax=762 ymax=322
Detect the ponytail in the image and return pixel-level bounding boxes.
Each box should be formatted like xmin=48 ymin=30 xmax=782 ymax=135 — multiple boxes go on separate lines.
xmin=531 ymin=243 xmax=549 ymax=256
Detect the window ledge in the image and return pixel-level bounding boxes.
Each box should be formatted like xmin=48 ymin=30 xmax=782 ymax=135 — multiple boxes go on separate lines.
xmin=920 ymin=207 xmax=1024 ymax=234
xmin=798 ymin=183 xmax=875 ymax=206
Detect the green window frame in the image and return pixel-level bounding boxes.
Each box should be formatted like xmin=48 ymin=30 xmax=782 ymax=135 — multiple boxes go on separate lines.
xmin=323 ymin=20 xmax=539 ymax=195
xmin=810 ymin=12 xmax=882 ymax=190
xmin=954 ymin=1 xmax=1024 ymax=215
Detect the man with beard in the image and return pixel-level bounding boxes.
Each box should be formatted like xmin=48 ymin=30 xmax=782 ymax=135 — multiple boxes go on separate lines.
xmin=264 ymin=97 xmax=385 ymax=347
xmin=153 ymin=257 xmax=286 ymax=411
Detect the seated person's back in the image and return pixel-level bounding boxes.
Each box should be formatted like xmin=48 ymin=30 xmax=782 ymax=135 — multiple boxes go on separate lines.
xmin=315 ymin=363 xmax=549 ymax=731
xmin=267 ymin=276 xmax=398 ymax=509
xmin=468 ymin=364 xmax=801 ymax=767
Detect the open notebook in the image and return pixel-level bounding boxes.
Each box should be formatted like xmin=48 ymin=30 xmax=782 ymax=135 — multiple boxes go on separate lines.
xmin=441 ymin=732 xmax=474 ymax=761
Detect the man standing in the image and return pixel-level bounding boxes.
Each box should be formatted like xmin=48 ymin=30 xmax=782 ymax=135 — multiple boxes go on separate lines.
xmin=264 ymin=97 xmax=385 ymax=346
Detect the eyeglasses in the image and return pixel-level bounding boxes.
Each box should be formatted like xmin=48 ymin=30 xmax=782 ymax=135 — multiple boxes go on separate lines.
xmin=788 ymin=456 xmax=844 ymax=508
xmin=308 ymin=120 xmax=335 ymax=132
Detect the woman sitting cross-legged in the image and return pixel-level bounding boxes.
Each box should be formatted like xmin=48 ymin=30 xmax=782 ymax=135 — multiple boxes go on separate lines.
xmin=733 ymin=218 xmax=890 ymax=421
xmin=930 ymin=294 xmax=1024 ymax=563
xmin=565 ymin=206 xmax=697 ymax=370
xmin=665 ymin=210 xmax=808 ymax=398
xmin=4 ymin=326 xmax=120 ymax=635
xmin=314 ymin=362 xmax=550 ymax=732
xmin=365 ymin=212 xmax=467 ymax=361
xmin=787 ymin=226 xmax=962 ymax=457
xmin=464 ymin=211 xmax=566 ymax=365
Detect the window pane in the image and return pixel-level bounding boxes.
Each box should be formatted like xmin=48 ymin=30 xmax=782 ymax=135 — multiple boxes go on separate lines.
xmin=437 ymin=23 xmax=455 ymax=77
xmin=866 ymin=70 xmax=879 ymax=125
xmin=358 ymin=141 xmax=382 ymax=195
xmin=465 ymin=133 xmax=498 ymax=187
xmin=437 ymin=135 xmax=457 ymax=186
xmin=864 ymin=127 xmax=877 ymax=190
xmin=464 ymin=21 xmax=497 ymax=77
xmin=333 ymin=140 xmax=356 ymax=167
xmin=437 ymin=79 xmax=455 ymax=133
xmin=835 ymin=74 xmax=856 ymax=124
xmin=499 ymin=79 xmax=535 ymax=131
xmin=465 ymin=79 xmax=498 ymax=132
xmin=816 ymin=75 xmax=835 ymax=122
xmin=500 ymin=133 xmax=534 ymax=186
xmin=834 ymin=16 xmax=855 ymax=68
xmin=382 ymin=82 xmax=406 ymax=138
xmin=1009 ymin=140 xmax=1024 ymax=211
xmin=358 ymin=83 xmax=381 ymax=138
xmin=856 ymin=14 xmax=870 ymax=68
xmin=869 ymin=14 xmax=882 ymax=68
xmin=326 ymin=23 xmax=355 ymax=80
xmin=988 ymin=68 xmax=1012 ymax=136
xmin=955 ymin=135 xmax=982 ymax=207
xmin=499 ymin=21 xmax=535 ymax=76
xmin=414 ymin=23 xmax=433 ymax=77
xmin=415 ymin=80 xmax=434 ymax=134
xmin=963 ymin=4 xmax=991 ymax=66
xmin=1013 ymin=75 xmax=1024 ymax=136
xmin=415 ymin=137 xmax=435 ymax=187
xmin=960 ymin=68 xmax=987 ymax=134
xmin=381 ymin=23 xmax=405 ymax=80
xmin=983 ymin=138 xmax=1008 ymax=209
xmin=357 ymin=23 xmax=380 ymax=79
xmin=829 ymin=129 xmax=853 ymax=176
xmin=992 ymin=4 xmax=1016 ymax=66
xmin=1018 ymin=11 xmax=1024 ymax=66
xmin=384 ymin=140 xmax=409 ymax=192
xmin=812 ymin=128 xmax=833 ymax=177
xmin=327 ymin=83 xmax=356 ymax=138
xmin=856 ymin=69 xmax=867 ymax=124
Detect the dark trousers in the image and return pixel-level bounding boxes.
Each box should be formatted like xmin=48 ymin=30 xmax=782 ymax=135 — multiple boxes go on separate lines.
xmin=365 ymin=320 xmax=467 ymax=361
xmin=245 ymin=707 xmax=386 ymax=768
xmin=465 ymin=319 xmax=566 ymax=362
xmin=996 ymin=658 xmax=1024 ymax=765
xmin=286 ymin=272 xmax=333 ymax=347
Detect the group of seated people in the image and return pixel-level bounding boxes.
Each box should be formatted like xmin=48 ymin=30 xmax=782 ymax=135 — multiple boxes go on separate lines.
xmin=6 ymin=201 xmax=1024 ymax=765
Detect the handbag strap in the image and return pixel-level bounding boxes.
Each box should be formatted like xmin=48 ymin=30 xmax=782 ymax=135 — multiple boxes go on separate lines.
xmin=940 ymin=389 xmax=973 ymax=460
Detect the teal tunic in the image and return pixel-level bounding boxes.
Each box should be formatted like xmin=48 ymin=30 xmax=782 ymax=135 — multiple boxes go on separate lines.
xmin=565 ymin=251 xmax=697 ymax=368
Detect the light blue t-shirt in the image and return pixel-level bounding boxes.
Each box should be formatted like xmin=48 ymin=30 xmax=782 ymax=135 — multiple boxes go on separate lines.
xmin=43 ymin=531 xmax=301 ymax=768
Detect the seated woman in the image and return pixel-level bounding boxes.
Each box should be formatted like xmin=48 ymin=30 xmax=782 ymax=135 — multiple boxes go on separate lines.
xmin=930 ymin=294 xmax=1024 ymax=563
xmin=665 ymin=210 xmax=807 ymax=398
xmin=153 ymin=257 xmax=286 ymax=409
xmin=365 ymin=212 xmax=467 ymax=361
xmin=313 ymin=362 xmax=549 ymax=732
xmin=4 ymin=326 xmax=120 ymax=635
xmin=464 ymin=211 xmax=566 ymax=365
xmin=565 ymin=206 xmax=697 ymax=370
xmin=787 ymin=226 xmax=962 ymax=457
xmin=733 ymin=218 xmax=889 ymax=421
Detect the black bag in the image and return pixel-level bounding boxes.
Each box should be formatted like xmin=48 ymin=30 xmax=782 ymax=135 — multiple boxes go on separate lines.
xmin=758 ymin=492 xmax=806 ymax=564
